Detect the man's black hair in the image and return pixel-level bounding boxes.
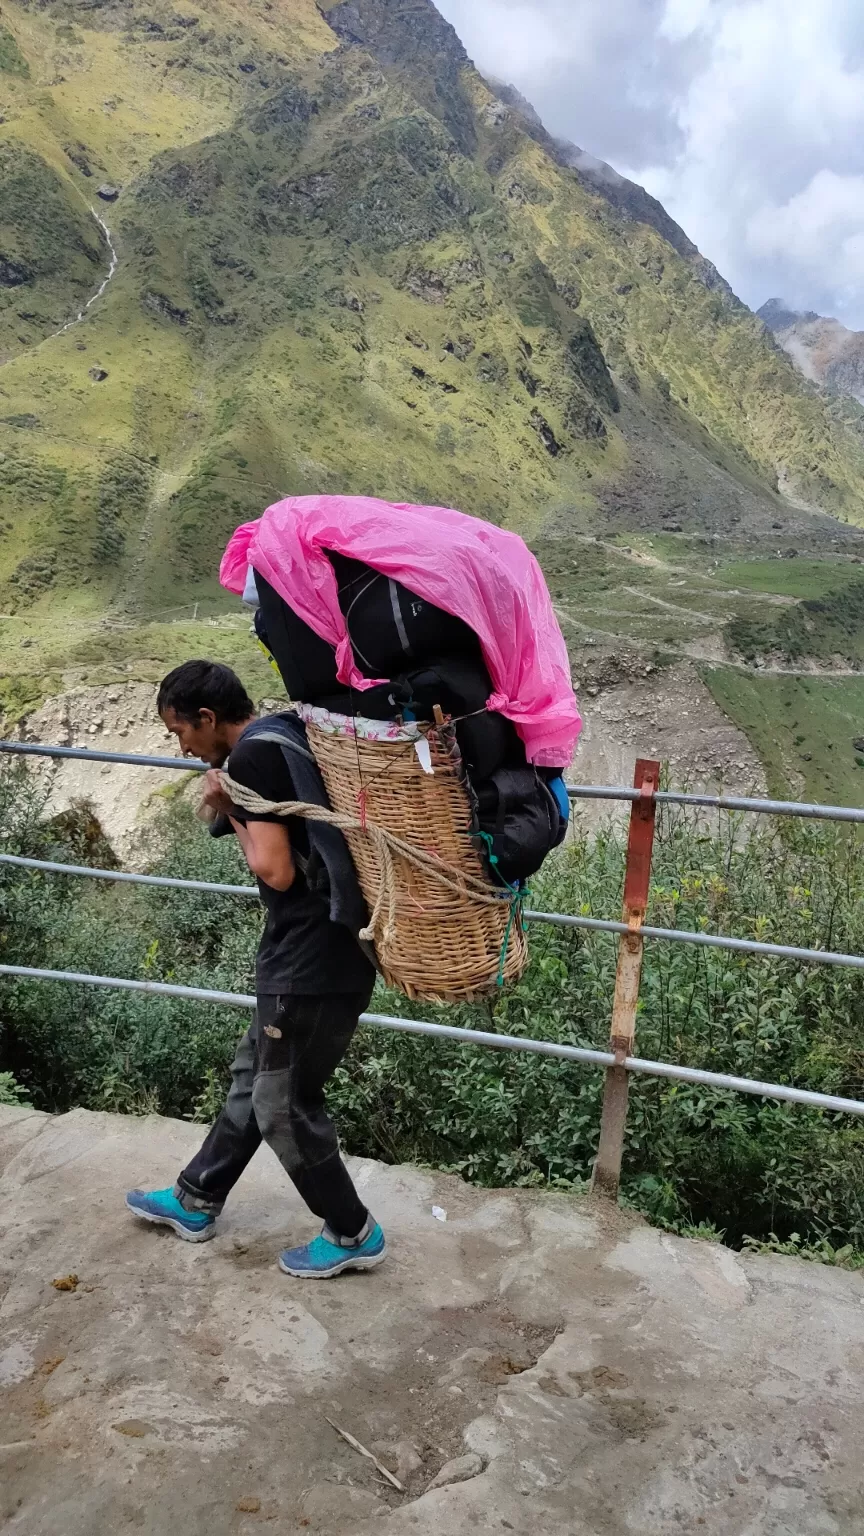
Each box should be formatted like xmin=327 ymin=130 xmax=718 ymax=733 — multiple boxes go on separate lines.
xmin=157 ymin=661 xmax=255 ymax=725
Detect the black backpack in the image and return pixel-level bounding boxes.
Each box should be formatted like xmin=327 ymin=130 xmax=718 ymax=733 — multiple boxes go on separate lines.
xmin=327 ymin=550 xmax=481 ymax=677
xmin=472 ymin=767 xmax=568 ymax=885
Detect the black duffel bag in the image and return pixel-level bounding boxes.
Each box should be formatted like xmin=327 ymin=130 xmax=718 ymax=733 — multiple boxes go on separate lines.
xmin=391 ymin=656 xmax=522 ymax=782
xmin=254 ymin=558 xmax=481 ymax=701
xmin=313 ymin=655 xmax=522 ymax=783
xmin=254 ymin=584 xmax=513 ymax=775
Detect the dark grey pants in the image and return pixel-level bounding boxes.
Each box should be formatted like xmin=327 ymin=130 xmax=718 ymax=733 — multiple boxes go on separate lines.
xmin=177 ymin=991 xmax=371 ymax=1239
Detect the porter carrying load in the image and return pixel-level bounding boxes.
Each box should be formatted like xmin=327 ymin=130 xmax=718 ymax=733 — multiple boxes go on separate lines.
xmin=221 ymin=495 xmax=582 ymax=1000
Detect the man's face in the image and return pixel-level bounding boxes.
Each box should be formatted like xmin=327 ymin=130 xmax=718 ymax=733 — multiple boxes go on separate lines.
xmin=161 ymin=706 xmax=229 ymax=767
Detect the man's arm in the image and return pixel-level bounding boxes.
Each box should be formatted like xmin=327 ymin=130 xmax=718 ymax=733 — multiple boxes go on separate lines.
xmin=202 ymin=772 xmax=296 ymax=892
xmin=230 ymin=816 xmax=295 ymax=891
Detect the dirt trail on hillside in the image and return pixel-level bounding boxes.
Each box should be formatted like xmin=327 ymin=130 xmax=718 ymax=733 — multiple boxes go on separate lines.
xmin=1 ymin=208 xmax=119 ymax=371
xmin=50 ymin=209 xmax=118 ymax=342
xmin=620 ymin=585 xmax=718 ymax=625
xmin=572 ymin=661 xmax=766 ymax=823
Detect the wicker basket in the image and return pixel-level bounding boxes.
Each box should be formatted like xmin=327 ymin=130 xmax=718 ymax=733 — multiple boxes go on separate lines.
xmin=306 ymin=720 xmax=529 ymax=1003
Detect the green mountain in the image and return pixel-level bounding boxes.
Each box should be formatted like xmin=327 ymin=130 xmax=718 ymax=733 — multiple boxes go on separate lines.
xmin=3 ymin=0 xmax=864 ymax=797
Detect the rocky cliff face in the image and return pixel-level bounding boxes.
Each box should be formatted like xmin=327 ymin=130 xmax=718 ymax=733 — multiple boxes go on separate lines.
xmin=1 ymin=0 xmax=864 ymax=627
xmin=758 ymin=299 xmax=864 ymax=407
xmin=488 ymin=78 xmax=731 ymax=285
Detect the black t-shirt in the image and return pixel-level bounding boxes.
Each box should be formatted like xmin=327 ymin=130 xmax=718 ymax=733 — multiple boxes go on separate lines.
xmin=226 ymin=730 xmax=376 ymax=998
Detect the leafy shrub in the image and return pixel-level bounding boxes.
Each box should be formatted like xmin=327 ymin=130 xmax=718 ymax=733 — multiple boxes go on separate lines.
xmin=0 ymin=1071 xmax=29 ymax=1105
xmin=0 ymin=24 xmax=29 ymax=77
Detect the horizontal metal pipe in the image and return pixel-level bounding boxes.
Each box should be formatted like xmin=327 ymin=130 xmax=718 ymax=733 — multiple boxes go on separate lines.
xmin=1 ymin=962 xmax=863 ymax=1118
xmin=526 ymin=909 xmax=864 ymax=971
xmin=567 ymin=784 xmax=641 ymax=803
xmin=362 ymin=1010 xmax=614 ymax=1070
xmin=4 ymin=852 xmax=863 ymax=972
xmin=371 ymin=1028 xmax=864 ymax=1114
xmin=0 ymin=740 xmax=206 ymax=772
xmin=0 ymin=851 xmax=258 ymax=897
xmin=1 ymin=742 xmax=863 ymax=825
xmin=622 ymin=1055 xmax=864 ymax=1116
xmin=657 ymin=790 xmax=864 ymax=824
xmin=568 ymin=782 xmax=864 ymax=824
xmin=0 ymin=963 xmax=255 ymax=1008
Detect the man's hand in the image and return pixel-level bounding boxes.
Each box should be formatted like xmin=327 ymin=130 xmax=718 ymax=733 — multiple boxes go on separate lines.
xmin=201 ymin=769 xmax=234 ymax=818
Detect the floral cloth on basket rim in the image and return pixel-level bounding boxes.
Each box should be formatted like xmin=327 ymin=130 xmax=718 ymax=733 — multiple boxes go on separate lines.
xmin=293 ymin=702 xmax=425 ymax=743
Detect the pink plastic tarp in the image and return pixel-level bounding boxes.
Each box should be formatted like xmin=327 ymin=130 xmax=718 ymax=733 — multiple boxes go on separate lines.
xmin=220 ymin=495 xmax=581 ymax=767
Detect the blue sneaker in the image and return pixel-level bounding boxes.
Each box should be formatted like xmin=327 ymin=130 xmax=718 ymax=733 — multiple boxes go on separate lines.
xmin=278 ymin=1220 xmax=386 ymax=1278
xmin=125 ymin=1186 xmax=217 ymax=1243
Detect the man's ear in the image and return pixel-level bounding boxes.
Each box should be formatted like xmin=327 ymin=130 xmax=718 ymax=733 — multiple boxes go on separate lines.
xmin=198 ymin=708 xmax=217 ymax=730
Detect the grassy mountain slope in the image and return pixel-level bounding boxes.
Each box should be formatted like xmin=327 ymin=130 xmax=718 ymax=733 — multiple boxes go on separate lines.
xmin=2 ymin=0 xmax=864 ymax=799
xmin=0 ymin=139 xmax=107 ymax=346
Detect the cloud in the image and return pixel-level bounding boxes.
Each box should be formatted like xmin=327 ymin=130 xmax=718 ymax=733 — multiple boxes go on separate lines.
xmin=747 ymin=171 xmax=864 ymax=316
xmin=436 ymin=0 xmax=702 ymax=166
xmin=659 ymin=0 xmax=714 ymax=43
xmin=435 ymin=0 xmax=864 ymax=326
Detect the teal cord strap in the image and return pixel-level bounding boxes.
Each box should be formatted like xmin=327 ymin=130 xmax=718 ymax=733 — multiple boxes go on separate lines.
xmin=473 ymin=832 xmax=529 ymax=987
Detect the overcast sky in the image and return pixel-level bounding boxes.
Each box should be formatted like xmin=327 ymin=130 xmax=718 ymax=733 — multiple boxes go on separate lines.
xmin=435 ymin=0 xmax=864 ymax=329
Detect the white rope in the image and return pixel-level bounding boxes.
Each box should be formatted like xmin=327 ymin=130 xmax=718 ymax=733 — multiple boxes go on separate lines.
xmin=218 ymin=773 xmax=513 ymax=949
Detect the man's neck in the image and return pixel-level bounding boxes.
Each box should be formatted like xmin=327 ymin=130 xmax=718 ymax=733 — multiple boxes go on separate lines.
xmin=222 ymin=715 xmax=257 ymax=755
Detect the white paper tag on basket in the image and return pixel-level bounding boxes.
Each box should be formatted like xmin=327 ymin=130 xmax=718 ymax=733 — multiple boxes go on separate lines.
xmin=414 ymin=738 xmax=434 ymax=775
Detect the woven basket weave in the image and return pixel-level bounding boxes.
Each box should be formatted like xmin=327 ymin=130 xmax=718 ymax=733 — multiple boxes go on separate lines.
xmin=306 ymin=721 xmax=528 ymax=1003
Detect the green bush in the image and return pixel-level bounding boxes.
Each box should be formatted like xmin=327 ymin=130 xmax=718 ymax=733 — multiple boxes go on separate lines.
xmin=0 ymin=1071 xmax=29 ymax=1105
xmin=2 ymin=763 xmax=864 ymax=1253
xmin=728 ymin=577 xmax=864 ymax=665
xmin=0 ymin=780 xmax=259 ymax=1115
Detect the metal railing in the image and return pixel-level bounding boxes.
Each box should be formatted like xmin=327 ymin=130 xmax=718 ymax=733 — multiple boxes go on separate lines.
xmin=2 ymin=739 xmax=864 ymax=1198
xmin=4 ymin=738 xmax=864 ymax=823
xmin=1 ymin=850 xmax=861 ymax=973
xmin=1 ymin=960 xmax=862 ymax=1120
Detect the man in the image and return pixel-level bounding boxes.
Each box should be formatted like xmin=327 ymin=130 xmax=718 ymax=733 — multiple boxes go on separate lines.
xmin=125 ymin=660 xmax=385 ymax=1278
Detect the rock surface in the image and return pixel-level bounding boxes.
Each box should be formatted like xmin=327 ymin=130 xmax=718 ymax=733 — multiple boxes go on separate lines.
xmin=2 ymin=1104 xmax=864 ymax=1533
xmin=759 ymin=299 xmax=864 ymax=407
xmin=14 ymin=683 xmax=193 ymax=858
xmin=426 ymin=1451 xmax=484 ymax=1490
xmin=572 ymin=659 xmax=766 ymax=827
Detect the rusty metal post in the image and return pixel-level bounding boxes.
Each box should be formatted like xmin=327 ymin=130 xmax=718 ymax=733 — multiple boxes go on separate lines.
xmin=591 ymin=758 xmax=660 ymax=1202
